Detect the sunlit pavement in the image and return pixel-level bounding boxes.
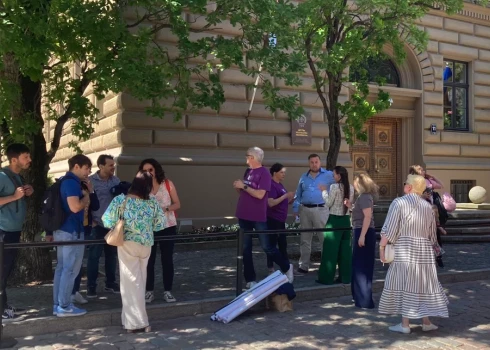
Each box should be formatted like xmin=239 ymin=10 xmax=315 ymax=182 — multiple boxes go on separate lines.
xmin=9 ymin=279 xmax=490 ymax=349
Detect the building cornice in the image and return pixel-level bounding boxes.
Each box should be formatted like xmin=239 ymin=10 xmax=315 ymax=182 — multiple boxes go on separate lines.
xmin=429 ymin=3 xmax=490 ymax=25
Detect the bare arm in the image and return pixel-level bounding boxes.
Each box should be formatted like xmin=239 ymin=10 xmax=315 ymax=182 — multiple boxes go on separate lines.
xmin=360 ymin=208 xmax=372 ymax=237
xmin=67 ymin=193 xmax=90 ymax=213
xmin=0 ymin=187 xmax=24 ymax=206
xmin=268 ymin=194 xmax=288 ymax=208
xmin=244 ymin=188 xmax=266 ymax=200
xmin=167 ymin=180 xmax=181 ymax=212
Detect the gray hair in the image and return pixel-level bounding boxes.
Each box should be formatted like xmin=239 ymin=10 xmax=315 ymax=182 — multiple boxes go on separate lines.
xmin=247 ymin=147 xmax=264 ymax=163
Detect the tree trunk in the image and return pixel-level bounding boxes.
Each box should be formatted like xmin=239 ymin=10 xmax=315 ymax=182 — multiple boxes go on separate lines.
xmin=325 ymin=79 xmax=342 ymax=170
xmin=1 ymin=54 xmax=52 ymax=283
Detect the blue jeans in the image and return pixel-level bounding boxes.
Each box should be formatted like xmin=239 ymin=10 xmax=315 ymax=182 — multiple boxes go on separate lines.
xmin=239 ymin=219 xmax=290 ymax=283
xmin=53 ymin=231 xmax=85 ymax=308
xmin=87 ymin=225 xmax=118 ymax=289
xmin=72 ymin=226 xmax=92 ymax=294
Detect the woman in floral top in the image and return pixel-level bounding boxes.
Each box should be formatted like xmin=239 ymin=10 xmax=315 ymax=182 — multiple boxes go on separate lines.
xmin=139 ymin=159 xmax=181 ymax=304
xmin=102 ymin=171 xmax=165 ymax=333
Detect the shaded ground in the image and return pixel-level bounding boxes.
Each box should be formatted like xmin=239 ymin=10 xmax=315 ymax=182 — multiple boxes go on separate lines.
xmin=6 ymin=241 xmax=490 ymax=321
xmin=10 ymin=279 xmax=490 ymax=349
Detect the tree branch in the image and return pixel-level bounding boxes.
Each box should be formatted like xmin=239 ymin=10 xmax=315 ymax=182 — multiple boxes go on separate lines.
xmin=305 ymin=35 xmax=330 ymax=119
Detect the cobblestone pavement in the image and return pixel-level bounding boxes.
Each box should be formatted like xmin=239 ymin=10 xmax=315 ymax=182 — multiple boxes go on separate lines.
xmin=7 ymin=242 xmax=490 ymax=320
xmin=10 ymin=279 xmax=490 ymax=349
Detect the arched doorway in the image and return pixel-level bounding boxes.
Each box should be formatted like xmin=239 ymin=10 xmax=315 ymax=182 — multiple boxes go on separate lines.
xmin=349 ymin=49 xmax=423 ymax=200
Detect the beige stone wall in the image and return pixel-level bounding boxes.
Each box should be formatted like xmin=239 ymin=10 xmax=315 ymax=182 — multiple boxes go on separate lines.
xmin=48 ymin=3 xmax=490 ymax=220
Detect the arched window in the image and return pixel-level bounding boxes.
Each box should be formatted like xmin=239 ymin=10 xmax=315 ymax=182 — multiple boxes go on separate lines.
xmin=350 ymin=57 xmax=401 ymax=87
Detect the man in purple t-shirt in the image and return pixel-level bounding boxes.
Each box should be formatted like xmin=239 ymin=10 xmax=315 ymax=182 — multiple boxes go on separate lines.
xmin=233 ymin=147 xmax=293 ymax=288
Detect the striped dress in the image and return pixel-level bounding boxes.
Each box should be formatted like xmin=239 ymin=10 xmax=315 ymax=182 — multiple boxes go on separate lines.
xmin=378 ymin=193 xmax=449 ymax=318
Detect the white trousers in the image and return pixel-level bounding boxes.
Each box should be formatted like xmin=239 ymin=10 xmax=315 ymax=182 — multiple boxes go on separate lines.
xmin=118 ymin=240 xmax=151 ymax=330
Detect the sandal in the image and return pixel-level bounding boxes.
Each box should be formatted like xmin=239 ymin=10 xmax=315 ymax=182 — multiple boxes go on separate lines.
xmin=126 ymin=326 xmax=151 ymax=334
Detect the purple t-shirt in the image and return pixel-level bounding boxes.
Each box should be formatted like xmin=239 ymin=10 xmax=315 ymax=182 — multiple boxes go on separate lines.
xmin=236 ymin=167 xmax=271 ymax=222
xmin=267 ymin=180 xmax=288 ymax=222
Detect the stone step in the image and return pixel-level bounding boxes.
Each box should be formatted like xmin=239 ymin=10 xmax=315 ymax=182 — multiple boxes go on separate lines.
xmin=449 ymin=210 xmax=490 ymax=219
xmin=445 ymin=226 xmax=490 ymax=235
xmin=446 ymin=218 xmax=490 ymax=226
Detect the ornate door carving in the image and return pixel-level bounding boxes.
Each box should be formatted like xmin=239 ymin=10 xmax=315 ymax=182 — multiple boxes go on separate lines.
xmin=351 ymin=118 xmax=400 ymax=200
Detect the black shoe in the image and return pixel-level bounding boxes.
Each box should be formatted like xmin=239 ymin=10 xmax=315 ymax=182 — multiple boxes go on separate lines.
xmin=6 ymin=304 xmax=27 ymax=315
xmin=86 ymin=287 xmax=98 ymax=299
xmin=105 ymin=283 xmax=120 ymax=294
xmin=2 ymin=309 xmax=18 ymax=320
xmin=436 ymin=257 xmax=444 ymax=268
xmin=294 ymin=268 xmax=308 ymax=276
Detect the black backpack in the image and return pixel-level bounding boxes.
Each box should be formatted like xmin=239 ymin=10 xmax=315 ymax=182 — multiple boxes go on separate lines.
xmin=40 ymin=177 xmax=68 ymax=232
xmin=433 ymin=191 xmax=449 ymax=227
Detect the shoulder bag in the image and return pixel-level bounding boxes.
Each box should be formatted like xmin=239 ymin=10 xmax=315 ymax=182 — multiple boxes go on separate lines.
xmin=383 ymin=197 xmax=422 ymax=264
xmin=105 ymin=197 xmax=129 ymax=247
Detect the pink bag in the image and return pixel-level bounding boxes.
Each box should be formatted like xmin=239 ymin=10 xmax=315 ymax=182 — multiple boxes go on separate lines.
xmin=442 ymin=192 xmax=456 ymax=212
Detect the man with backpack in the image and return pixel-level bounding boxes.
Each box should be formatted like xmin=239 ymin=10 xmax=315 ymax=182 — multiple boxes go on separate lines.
xmin=48 ymin=154 xmax=93 ymax=317
xmin=0 ymin=143 xmax=33 ymax=320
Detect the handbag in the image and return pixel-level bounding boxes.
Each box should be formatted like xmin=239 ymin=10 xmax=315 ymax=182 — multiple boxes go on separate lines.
xmin=442 ymin=192 xmax=456 ymax=212
xmin=104 ymin=197 xmax=129 ymax=247
xmin=381 ymin=198 xmax=422 ymax=265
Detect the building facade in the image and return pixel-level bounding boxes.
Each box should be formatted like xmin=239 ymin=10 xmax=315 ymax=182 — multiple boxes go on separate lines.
xmin=47 ymin=3 xmax=490 ymax=220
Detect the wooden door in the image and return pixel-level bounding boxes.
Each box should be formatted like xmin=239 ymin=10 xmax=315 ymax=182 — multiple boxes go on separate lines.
xmin=351 ymin=118 xmax=400 ymax=200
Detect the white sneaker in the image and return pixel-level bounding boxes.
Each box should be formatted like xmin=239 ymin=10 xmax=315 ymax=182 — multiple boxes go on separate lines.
xmin=285 ymin=264 xmax=294 ymax=284
xmin=245 ymin=281 xmax=257 ymax=289
xmin=145 ymin=291 xmax=154 ymax=304
xmin=389 ymin=323 xmax=411 ymax=334
xmin=71 ymin=292 xmax=88 ymax=304
xmin=422 ymin=323 xmax=438 ymax=332
xmin=163 ymin=291 xmax=177 ymax=303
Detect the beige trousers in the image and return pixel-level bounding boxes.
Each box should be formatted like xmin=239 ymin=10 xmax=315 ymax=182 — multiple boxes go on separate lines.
xmin=118 ymin=240 xmax=151 ymax=330
xmin=298 ymin=206 xmax=329 ymax=271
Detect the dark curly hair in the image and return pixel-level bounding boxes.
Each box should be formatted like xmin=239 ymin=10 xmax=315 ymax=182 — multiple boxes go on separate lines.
xmin=128 ymin=171 xmax=153 ymax=200
xmin=138 ymin=158 xmax=166 ymax=184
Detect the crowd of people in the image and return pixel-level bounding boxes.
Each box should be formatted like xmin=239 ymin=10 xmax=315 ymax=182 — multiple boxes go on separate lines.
xmin=0 ymin=143 xmax=450 ymax=334
xmin=235 ymin=147 xmax=449 ymax=334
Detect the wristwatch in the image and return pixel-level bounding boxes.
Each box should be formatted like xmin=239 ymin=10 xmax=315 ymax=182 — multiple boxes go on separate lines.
xmin=165 ymin=207 xmax=170 ymax=212
xmin=243 ymin=185 xmax=248 ymax=190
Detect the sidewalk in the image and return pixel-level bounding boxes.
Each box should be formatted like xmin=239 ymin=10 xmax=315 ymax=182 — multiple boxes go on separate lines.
xmin=9 ymin=279 xmax=490 ymax=349
xmin=6 ymin=242 xmax=490 ymax=320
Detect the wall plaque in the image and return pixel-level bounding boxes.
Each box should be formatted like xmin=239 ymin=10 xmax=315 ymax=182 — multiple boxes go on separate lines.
xmin=291 ymin=112 xmax=312 ymax=145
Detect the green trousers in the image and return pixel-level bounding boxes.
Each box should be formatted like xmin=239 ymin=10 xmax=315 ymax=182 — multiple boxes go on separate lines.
xmin=317 ymin=214 xmax=352 ymax=285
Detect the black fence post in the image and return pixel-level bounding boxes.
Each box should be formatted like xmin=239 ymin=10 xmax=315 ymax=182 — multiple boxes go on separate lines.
xmin=0 ymin=233 xmax=18 ymax=348
xmin=236 ymin=228 xmax=244 ymax=296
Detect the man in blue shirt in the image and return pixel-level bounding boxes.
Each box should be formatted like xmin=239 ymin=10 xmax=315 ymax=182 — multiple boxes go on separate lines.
xmin=0 ymin=143 xmax=34 ymax=320
xmin=293 ymin=154 xmax=335 ymax=275
xmin=51 ymin=154 xmax=92 ymax=317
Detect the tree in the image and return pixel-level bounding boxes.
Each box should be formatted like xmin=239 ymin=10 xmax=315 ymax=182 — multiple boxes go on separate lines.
xmin=260 ymin=0 xmax=485 ymax=169
xmin=0 ymin=0 xmax=301 ymax=281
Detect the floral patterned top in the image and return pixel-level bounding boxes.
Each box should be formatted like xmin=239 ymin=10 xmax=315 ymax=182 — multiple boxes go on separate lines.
xmin=151 ymin=181 xmax=177 ymax=229
xmin=102 ymin=194 xmax=166 ymax=247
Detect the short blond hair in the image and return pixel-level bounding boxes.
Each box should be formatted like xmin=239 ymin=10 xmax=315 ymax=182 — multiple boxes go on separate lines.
xmin=354 ymin=173 xmax=379 ymax=195
xmin=405 ymin=174 xmax=426 ymax=195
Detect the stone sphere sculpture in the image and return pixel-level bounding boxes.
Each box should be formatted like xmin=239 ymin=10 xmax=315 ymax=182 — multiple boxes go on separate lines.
xmin=468 ymin=186 xmax=487 ymax=204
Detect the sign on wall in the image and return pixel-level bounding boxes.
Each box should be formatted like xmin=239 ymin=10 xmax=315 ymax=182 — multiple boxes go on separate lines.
xmin=291 ymin=112 xmax=312 ymax=145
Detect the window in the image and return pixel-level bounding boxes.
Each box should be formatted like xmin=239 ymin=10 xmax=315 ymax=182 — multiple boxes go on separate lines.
xmin=349 ymin=57 xmax=400 ymax=87
xmin=450 ymin=180 xmax=475 ymax=203
xmin=443 ymin=59 xmax=469 ymax=131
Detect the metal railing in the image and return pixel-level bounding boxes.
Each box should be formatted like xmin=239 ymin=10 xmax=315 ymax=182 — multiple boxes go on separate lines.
xmin=0 ymin=218 xmax=484 ymax=346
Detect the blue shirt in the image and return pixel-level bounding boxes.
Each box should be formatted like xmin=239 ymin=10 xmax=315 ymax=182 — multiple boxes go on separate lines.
xmin=59 ymin=172 xmax=84 ymax=234
xmin=292 ymin=168 xmax=335 ymax=213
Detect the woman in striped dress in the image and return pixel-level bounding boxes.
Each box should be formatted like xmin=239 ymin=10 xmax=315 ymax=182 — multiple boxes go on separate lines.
xmin=379 ymin=174 xmax=448 ymax=334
